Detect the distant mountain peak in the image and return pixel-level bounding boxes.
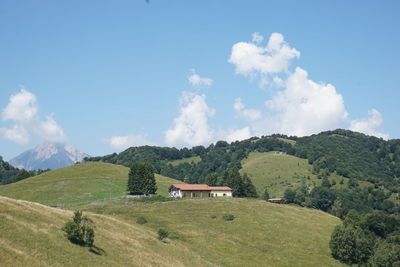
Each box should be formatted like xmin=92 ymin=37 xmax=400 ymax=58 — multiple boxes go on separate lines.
xmin=10 ymin=142 xmax=89 ymax=170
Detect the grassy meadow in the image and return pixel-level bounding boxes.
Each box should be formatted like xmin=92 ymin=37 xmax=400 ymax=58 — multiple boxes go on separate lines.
xmin=74 ymin=198 xmax=343 ymax=266
xmin=0 ymin=162 xmax=180 ymax=206
xmin=0 ymin=196 xmax=213 ymax=267
xmin=241 ymin=152 xmax=354 ymax=197
xmin=0 ymin=195 xmax=343 ymax=267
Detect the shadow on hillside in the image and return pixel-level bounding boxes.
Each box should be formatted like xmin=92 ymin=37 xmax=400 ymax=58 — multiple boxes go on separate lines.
xmin=89 ymin=245 xmax=106 ymax=256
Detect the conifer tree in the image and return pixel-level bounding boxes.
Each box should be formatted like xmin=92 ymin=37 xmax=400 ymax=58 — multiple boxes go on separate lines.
xmin=128 ymin=162 xmax=157 ymax=195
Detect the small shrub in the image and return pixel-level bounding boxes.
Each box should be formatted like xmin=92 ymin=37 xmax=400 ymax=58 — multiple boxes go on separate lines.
xmin=157 ymin=228 xmax=169 ymax=240
xmin=210 ymin=215 xmax=217 ymax=219
xmin=62 ymin=210 xmax=95 ymax=248
xmin=136 ymin=216 xmax=148 ymax=224
xmin=222 ymin=214 xmax=235 ymax=221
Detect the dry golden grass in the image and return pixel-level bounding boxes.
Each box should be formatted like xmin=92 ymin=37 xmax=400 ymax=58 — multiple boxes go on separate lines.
xmin=0 ymin=196 xmax=215 ymax=267
xmin=78 ymin=198 xmax=344 ymax=267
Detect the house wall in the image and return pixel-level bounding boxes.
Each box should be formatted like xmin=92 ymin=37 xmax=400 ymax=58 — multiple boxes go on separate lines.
xmin=210 ymin=190 xmax=232 ymax=198
xmin=169 ymin=189 xmax=182 ymax=198
xmin=181 ymin=190 xmax=211 ymax=198
xmin=169 ymin=189 xmax=233 ymax=198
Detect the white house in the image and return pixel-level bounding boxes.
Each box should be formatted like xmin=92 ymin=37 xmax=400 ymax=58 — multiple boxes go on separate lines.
xmin=169 ymin=184 xmax=232 ymax=198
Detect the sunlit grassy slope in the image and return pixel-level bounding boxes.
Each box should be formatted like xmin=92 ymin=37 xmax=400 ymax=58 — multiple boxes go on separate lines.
xmin=77 ymin=198 xmax=343 ymax=267
xmin=241 ymin=152 xmax=352 ymax=197
xmin=0 ymin=162 xmax=180 ymax=206
xmin=0 ymin=196 xmax=212 ymax=267
xmin=0 ymin=160 xmax=344 ymax=266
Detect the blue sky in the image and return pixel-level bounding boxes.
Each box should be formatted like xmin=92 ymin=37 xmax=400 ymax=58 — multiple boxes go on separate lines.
xmin=1 ymin=0 xmax=399 ymax=160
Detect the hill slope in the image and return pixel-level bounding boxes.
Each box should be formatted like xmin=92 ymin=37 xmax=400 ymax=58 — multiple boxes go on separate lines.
xmin=79 ymin=198 xmax=343 ymax=266
xmin=0 ymin=196 xmax=343 ymax=266
xmin=0 ymin=196 xmax=212 ymax=267
xmin=0 ymin=162 xmax=179 ymax=206
xmin=241 ymin=152 xmax=351 ymax=197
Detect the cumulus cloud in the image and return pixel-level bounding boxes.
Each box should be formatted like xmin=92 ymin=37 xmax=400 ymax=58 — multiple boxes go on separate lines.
xmin=165 ymin=92 xmax=215 ymax=146
xmin=2 ymin=89 xmax=38 ymax=122
xmin=350 ymin=109 xmax=389 ymax=139
xmin=103 ymin=134 xmax=156 ymax=151
xmin=0 ymin=124 xmax=30 ymax=145
xmin=225 ymin=127 xmax=252 ymax=143
xmin=0 ymin=89 xmax=66 ymax=144
xmin=252 ymin=32 xmax=264 ymax=44
xmin=229 ymin=32 xmax=353 ymax=137
xmin=228 ymin=32 xmax=300 ymax=78
xmin=37 ymin=115 xmax=66 ymax=143
xmin=234 ymin=98 xmax=262 ymax=121
xmin=259 ymin=67 xmax=348 ymax=136
xmin=188 ymin=71 xmax=213 ymax=87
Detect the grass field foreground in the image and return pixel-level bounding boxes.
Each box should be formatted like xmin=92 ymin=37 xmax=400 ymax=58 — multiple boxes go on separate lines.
xmin=0 ymin=196 xmax=213 ymax=267
xmin=80 ymin=198 xmax=343 ymax=267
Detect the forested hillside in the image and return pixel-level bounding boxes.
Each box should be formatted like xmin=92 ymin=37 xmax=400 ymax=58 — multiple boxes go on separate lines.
xmin=86 ymin=129 xmax=400 ymax=190
xmin=0 ymin=156 xmax=20 ymax=185
xmin=86 ymin=129 xmax=400 ymax=216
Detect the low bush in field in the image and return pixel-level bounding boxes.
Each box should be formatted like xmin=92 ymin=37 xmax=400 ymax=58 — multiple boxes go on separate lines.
xmin=136 ymin=216 xmax=147 ymax=224
xmin=157 ymin=228 xmax=169 ymax=240
xmin=222 ymin=214 xmax=235 ymax=221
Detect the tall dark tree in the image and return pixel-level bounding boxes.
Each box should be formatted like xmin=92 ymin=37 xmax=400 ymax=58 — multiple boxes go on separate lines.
xmin=284 ymin=188 xmax=296 ymax=204
xmin=222 ymin=169 xmax=244 ymax=197
xmin=310 ymin=186 xmax=336 ymax=211
xmin=262 ymin=188 xmax=270 ymax=201
xmin=128 ymin=162 xmax=157 ymax=195
xmin=205 ymin=173 xmax=218 ymax=186
xmin=330 ymin=224 xmax=374 ymax=265
xmin=242 ymin=173 xmax=258 ymax=198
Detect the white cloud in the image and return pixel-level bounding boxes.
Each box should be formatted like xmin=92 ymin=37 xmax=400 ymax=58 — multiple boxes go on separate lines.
xmin=0 ymin=125 xmax=30 ymax=145
xmin=259 ymin=67 xmax=348 ymax=136
xmin=234 ymin=98 xmax=262 ymax=121
xmin=225 ymin=127 xmax=252 ymax=143
xmin=2 ymin=89 xmax=38 ymax=122
xmin=104 ymin=134 xmax=156 ymax=151
xmin=188 ymin=71 xmax=213 ymax=87
xmin=165 ymin=91 xmax=215 ymax=146
xmin=252 ymin=32 xmax=264 ymax=44
xmin=350 ymin=109 xmax=389 ymax=139
xmin=37 ymin=115 xmax=66 ymax=143
xmin=1 ymin=88 xmax=66 ymax=144
xmin=230 ymin=32 xmax=352 ymax=137
xmin=228 ymin=32 xmax=300 ymax=78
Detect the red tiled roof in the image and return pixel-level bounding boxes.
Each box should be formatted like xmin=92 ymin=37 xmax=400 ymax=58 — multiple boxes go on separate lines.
xmin=170 ymin=184 xmax=232 ymax=191
xmin=208 ymin=186 xmax=232 ymax=191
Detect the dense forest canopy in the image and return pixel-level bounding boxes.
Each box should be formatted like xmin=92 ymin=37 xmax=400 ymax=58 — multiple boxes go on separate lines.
xmin=86 ymin=129 xmax=400 ymax=190
xmin=85 ymin=129 xmax=400 ymax=216
xmin=0 ymin=156 xmax=20 ymax=185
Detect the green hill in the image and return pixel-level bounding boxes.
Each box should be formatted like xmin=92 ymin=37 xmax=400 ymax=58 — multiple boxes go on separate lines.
xmin=0 ymin=162 xmax=179 ymax=206
xmin=0 ymin=196 xmax=212 ymax=267
xmin=241 ymin=152 xmax=352 ymax=197
xmin=0 ymin=195 xmax=343 ymax=266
